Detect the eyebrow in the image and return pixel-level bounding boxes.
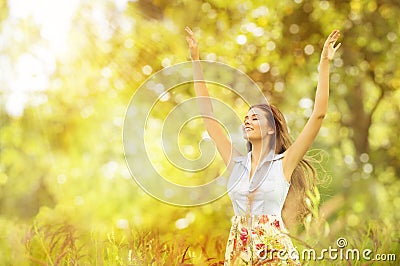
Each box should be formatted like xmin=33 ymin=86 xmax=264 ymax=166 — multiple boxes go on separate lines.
xmin=244 ymin=114 xmax=260 ymax=119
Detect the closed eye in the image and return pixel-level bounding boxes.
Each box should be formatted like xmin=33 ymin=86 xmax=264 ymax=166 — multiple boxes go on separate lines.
xmin=244 ymin=114 xmax=260 ymax=123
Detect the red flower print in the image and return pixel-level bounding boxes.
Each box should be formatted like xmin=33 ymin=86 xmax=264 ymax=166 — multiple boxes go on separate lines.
xmin=256 ymin=227 xmax=264 ymax=236
xmin=272 ymin=219 xmax=280 ymax=229
xmin=255 ymin=243 xmax=266 ymax=260
xmin=240 ymin=227 xmax=249 ymax=245
xmin=255 ymin=243 xmax=265 ymax=250
xmin=259 ymin=215 xmax=269 ymax=224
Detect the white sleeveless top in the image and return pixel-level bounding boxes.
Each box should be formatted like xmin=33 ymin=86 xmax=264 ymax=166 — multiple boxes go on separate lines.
xmin=227 ymin=152 xmax=290 ymax=217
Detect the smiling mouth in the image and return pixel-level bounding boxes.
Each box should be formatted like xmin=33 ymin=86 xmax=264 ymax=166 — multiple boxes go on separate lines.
xmin=244 ymin=127 xmax=253 ymax=132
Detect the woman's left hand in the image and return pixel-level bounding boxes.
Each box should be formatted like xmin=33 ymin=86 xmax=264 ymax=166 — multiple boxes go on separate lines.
xmin=321 ymin=30 xmax=341 ymax=61
xmin=185 ymin=26 xmax=200 ymax=60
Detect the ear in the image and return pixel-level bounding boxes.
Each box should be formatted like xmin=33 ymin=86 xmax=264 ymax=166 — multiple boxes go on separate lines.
xmin=267 ymin=129 xmax=275 ymax=135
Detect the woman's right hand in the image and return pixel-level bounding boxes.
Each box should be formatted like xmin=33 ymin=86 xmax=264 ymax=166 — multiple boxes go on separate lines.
xmin=185 ymin=26 xmax=200 ymax=60
xmin=320 ymin=30 xmax=341 ymax=61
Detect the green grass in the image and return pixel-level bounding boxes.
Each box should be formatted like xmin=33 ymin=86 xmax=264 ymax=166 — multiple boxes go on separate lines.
xmin=0 ymin=214 xmax=397 ymax=265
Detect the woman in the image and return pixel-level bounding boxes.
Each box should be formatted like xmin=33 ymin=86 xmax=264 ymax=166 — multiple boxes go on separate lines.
xmin=185 ymin=26 xmax=341 ymax=265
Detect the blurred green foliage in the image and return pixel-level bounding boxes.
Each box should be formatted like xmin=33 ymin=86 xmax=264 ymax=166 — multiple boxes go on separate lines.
xmin=0 ymin=0 xmax=399 ymax=264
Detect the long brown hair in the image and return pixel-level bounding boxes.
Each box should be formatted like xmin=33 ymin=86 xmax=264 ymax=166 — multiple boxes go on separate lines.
xmin=249 ymin=104 xmax=319 ymax=227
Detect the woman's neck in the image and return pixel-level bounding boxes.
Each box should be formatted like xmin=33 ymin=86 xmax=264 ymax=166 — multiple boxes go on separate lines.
xmin=250 ymin=139 xmax=273 ymax=166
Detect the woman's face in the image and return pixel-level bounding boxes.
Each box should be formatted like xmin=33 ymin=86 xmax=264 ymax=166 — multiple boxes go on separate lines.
xmin=243 ymin=107 xmax=273 ymax=141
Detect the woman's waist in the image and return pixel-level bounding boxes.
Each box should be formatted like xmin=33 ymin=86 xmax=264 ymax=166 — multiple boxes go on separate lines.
xmin=231 ymin=214 xmax=283 ymax=223
xmin=230 ymin=214 xmax=288 ymax=232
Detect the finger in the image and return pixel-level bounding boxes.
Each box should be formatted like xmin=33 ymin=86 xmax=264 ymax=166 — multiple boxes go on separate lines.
xmin=186 ymin=36 xmax=193 ymax=46
xmin=325 ymin=33 xmax=337 ymax=46
xmin=329 ymin=30 xmax=340 ymax=42
xmin=329 ymin=35 xmax=340 ymax=47
xmin=333 ymin=31 xmax=341 ymax=40
xmin=328 ymin=30 xmax=338 ymax=39
xmin=333 ymin=29 xmax=340 ymax=36
xmin=188 ymin=39 xmax=195 ymax=48
xmin=332 ymin=33 xmax=340 ymax=42
xmin=185 ymin=26 xmax=193 ymax=35
xmin=325 ymin=39 xmax=335 ymax=48
xmin=334 ymin=42 xmax=342 ymax=51
xmin=185 ymin=29 xmax=197 ymax=44
xmin=331 ymin=34 xmax=339 ymax=41
xmin=190 ymin=35 xmax=198 ymax=44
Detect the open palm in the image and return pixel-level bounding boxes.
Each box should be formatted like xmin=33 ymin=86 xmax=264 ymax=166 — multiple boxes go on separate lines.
xmin=321 ymin=30 xmax=341 ymax=60
xmin=185 ymin=26 xmax=199 ymax=60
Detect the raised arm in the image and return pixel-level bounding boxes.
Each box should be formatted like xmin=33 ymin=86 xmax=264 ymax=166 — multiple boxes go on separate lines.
xmin=282 ymin=30 xmax=342 ymax=182
xmin=185 ymin=26 xmax=240 ymax=167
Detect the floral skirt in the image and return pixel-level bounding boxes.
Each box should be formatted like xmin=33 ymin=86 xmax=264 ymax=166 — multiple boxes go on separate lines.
xmin=224 ymin=215 xmax=301 ymax=265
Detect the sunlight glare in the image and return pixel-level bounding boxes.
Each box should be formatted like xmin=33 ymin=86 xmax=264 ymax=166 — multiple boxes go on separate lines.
xmin=2 ymin=0 xmax=80 ymax=117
